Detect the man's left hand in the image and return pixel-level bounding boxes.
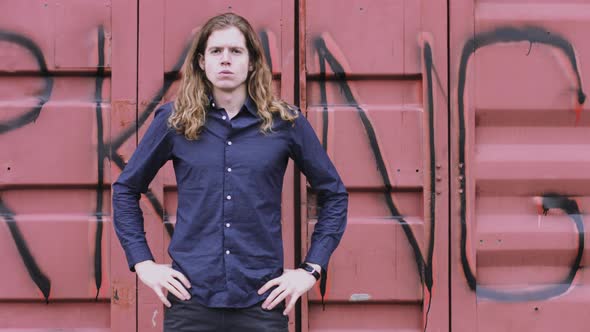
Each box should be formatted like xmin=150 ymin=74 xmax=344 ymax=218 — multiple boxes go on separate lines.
xmin=258 ymin=267 xmax=318 ymax=316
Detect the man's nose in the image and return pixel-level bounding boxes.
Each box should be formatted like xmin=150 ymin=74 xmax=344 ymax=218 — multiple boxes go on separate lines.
xmin=221 ymin=49 xmax=231 ymax=64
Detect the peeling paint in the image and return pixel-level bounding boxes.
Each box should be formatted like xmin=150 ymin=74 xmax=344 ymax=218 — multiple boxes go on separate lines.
xmin=349 ymin=293 xmax=371 ymax=302
xmin=151 ymin=309 xmax=158 ymax=328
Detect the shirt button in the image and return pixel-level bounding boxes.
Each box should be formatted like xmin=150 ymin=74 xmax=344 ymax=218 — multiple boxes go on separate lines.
xmin=227 ymin=141 xmax=232 ymax=146
xmin=222 ymin=115 xmax=227 ymax=120
xmin=226 ymin=195 xmax=232 ymax=200
xmin=225 ymin=250 xmax=230 ymax=255
xmin=226 ymin=223 xmax=231 ymax=227
xmin=227 ymin=167 xmax=232 ymax=172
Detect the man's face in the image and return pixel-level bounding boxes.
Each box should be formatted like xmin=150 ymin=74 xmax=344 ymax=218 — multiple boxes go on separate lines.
xmin=199 ymin=26 xmax=251 ymax=94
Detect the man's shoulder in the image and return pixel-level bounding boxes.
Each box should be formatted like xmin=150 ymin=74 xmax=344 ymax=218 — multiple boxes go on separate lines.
xmin=268 ymin=102 xmax=302 ymax=132
xmin=147 ymin=101 xmax=175 ymax=133
xmin=155 ymin=101 xmax=175 ymax=118
xmin=287 ymin=104 xmax=301 ymax=117
xmin=271 ymin=101 xmax=301 ymax=118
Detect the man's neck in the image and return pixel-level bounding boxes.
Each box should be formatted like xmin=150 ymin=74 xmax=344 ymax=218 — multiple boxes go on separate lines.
xmin=212 ymin=88 xmax=247 ymax=116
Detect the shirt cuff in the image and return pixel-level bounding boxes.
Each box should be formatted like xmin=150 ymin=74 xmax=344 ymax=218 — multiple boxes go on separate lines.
xmin=303 ymin=242 xmax=331 ymax=272
xmin=124 ymin=242 xmax=155 ymax=272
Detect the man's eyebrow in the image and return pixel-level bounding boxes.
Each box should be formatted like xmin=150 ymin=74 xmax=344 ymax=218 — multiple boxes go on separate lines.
xmin=207 ymin=45 xmax=246 ymax=49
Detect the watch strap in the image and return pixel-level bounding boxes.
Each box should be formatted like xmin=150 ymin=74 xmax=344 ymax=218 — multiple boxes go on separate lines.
xmin=298 ymin=262 xmax=321 ymax=281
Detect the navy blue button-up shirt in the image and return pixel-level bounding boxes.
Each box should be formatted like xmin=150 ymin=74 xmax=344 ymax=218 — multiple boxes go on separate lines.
xmin=112 ymin=97 xmax=348 ymax=308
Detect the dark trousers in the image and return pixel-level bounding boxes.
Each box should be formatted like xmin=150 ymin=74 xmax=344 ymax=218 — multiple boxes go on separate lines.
xmin=163 ymin=293 xmax=289 ymax=332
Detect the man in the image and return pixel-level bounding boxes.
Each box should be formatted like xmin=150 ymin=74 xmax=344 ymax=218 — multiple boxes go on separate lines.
xmin=113 ymin=12 xmax=348 ymax=331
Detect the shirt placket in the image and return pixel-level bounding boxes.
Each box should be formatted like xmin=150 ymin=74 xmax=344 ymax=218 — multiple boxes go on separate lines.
xmin=222 ymin=110 xmax=235 ymax=282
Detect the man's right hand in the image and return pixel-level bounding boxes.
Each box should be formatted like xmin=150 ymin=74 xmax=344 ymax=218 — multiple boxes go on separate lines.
xmin=134 ymin=260 xmax=192 ymax=307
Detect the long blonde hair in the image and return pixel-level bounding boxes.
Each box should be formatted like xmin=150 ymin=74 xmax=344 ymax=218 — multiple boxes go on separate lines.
xmin=171 ymin=13 xmax=297 ymax=140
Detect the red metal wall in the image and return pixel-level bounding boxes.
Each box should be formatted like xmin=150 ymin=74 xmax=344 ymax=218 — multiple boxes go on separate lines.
xmin=450 ymin=1 xmax=590 ymax=331
xmin=1 ymin=0 xmax=588 ymax=331
xmin=0 ymin=0 xmax=117 ymax=330
xmin=302 ymin=0 xmax=448 ymax=331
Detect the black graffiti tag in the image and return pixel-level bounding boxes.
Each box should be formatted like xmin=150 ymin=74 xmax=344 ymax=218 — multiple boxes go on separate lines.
xmin=458 ymin=26 xmax=586 ymax=301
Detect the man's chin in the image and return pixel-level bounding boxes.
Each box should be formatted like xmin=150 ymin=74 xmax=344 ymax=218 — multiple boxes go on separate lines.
xmin=212 ymin=83 xmax=246 ymax=93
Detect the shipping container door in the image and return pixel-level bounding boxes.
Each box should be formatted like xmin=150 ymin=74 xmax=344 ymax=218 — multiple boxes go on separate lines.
xmin=301 ymin=1 xmax=449 ymax=331
xmin=450 ymin=1 xmax=590 ymax=331
xmin=0 ymin=0 xmax=137 ymax=331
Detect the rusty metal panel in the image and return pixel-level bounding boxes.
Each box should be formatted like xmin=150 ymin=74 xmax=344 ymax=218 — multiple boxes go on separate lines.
xmin=110 ymin=0 xmax=139 ymax=331
xmin=302 ymin=0 xmax=448 ymax=330
xmin=451 ymin=1 xmax=590 ymax=331
xmin=137 ymin=1 xmax=296 ymax=330
xmin=0 ymin=0 xmax=456 ymax=331
xmin=0 ymin=0 xmax=127 ymax=330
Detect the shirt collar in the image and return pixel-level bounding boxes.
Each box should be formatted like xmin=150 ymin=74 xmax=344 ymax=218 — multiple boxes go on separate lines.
xmin=208 ymin=94 xmax=258 ymax=117
xmin=243 ymin=95 xmax=258 ymax=116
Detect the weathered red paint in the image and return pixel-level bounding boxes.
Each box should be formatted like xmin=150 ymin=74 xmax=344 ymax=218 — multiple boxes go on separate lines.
xmin=303 ymin=0 xmax=449 ymax=330
xmin=2 ymin=0 xmax=589 ymax=331
xmin=451 ymin=1 xmax=590 ymax=332
xmin=1 ymin=0 xmax=116 ymax=330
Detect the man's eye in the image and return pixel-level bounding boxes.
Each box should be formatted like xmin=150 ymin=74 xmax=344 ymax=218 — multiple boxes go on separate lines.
xmin=211 ymin=49 xmax=220 ymax=54
xmin=232 ymin=49 xmax=242 ymax=54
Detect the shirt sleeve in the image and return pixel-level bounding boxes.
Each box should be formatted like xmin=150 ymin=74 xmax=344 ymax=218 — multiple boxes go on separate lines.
xmin=112 ymin=105 xmax=173 ymax=272
xmin=289 ymin=111 xmax=349 ymax=272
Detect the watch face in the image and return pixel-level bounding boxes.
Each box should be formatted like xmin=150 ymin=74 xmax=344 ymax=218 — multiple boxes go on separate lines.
xmin=300 ymin=263 xmax=320 ymax=280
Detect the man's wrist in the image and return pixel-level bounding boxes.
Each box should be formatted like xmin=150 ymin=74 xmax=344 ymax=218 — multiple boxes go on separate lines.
xmin=298 ymin=262 xmax=321 ymax=281
xmin=134 ymin=260 xmax=155 ymax=272
xmin=306 ymin=262 xmax=321 ymax=275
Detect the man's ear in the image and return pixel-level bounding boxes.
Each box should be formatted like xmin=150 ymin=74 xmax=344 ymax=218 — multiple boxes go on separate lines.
xmin=198 ymin=53 xmax=205 ymax=71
